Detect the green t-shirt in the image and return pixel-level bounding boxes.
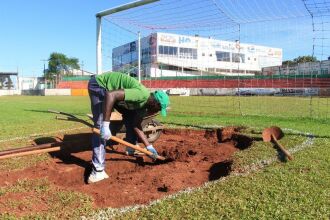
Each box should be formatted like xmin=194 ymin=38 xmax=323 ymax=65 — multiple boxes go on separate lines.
xmin=95 ymin=72 xmax=150 ymax=110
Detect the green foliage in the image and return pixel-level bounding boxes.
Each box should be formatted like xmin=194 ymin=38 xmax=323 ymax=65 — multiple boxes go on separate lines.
xmin=282 ymin=55 xmax=318 ymax=65
xmin=46 ymin=52 xmax=80 ymax=80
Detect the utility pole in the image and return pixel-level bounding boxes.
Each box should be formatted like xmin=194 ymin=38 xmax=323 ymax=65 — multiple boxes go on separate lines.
xmin=81 ymin=61 xmax=84 ymax=76
xmin=41 ymin=59 xmax=48 ymax=88
xmin=41 ymin=59 xmax=48 ymax=77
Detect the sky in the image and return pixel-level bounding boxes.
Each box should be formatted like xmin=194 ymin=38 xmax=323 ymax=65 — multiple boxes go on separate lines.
xmin=0 ymin=0 xmax=324 ymax=77
xmin=0 ymin=0 xmax=129 ymax=76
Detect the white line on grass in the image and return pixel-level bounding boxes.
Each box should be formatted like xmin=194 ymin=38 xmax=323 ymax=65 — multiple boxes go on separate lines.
xmin=82 ymin=128 xmax=315 ymax=220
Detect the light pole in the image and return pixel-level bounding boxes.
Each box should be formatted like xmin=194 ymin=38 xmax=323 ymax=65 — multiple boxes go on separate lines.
xmin=41 ymin=59 xmax=48 ymax=77
xmin=41 ymin=59 xmax=48 ymax=88
xmin=80 ymin=61 xmax=84 ymax=76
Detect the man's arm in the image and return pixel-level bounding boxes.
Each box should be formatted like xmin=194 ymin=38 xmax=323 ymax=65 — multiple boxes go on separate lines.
xmin=128 ymin=111 xmax=159 ymax=158
xmin=103 ymin=90 xmax=125 ymax=121
xmin=133 ymin=116 xmax=151 ymax=147
xmin=134 ymin=123 xmax=159 ymax=158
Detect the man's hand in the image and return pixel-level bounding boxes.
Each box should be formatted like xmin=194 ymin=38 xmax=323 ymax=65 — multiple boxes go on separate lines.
xmin=146 ymin=144 xmax=159 ymax=160
xmin=100 ymin=121 xmax=111 ymax=140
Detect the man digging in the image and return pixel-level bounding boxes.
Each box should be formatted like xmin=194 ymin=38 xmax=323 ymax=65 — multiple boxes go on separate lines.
xmin=87 ymin=72 xmax=169 ymax=183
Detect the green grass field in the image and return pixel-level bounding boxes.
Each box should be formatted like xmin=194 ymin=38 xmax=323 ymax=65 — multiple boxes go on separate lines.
xmin=0 ymin=95 xmax=329 ymax=219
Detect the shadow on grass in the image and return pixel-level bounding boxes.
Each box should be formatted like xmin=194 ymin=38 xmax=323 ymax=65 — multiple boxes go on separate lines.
xmin=24 ymin=109 xmax=87 ymax=117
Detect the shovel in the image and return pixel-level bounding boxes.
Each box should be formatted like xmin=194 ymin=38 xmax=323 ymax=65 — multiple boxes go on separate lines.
xmin=49 ymin=110 xmax=166 ymax=161
xmin=92 ymin=128 xmax=166 ymax=161
xmin=262 ymin=126 xmax=293 ymax=161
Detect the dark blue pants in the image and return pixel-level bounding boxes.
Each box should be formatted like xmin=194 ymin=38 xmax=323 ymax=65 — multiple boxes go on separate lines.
xmin=88 ymin=76 xmax=107 ymax=171
xmin=88 ymin=76 xmax=137 ymax=170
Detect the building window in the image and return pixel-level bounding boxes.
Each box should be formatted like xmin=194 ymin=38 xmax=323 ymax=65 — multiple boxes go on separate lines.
xmin=232 ymin=53 xmax=245 ymax=63
xmin=218 ymin=68 xmax=230 ymax=73
xmin=232 ymin=69 xmax=245 ymax=73
xmin=121 ymin=53 xmax=132 ymax=65
xmin=179 ymin=47 xmax=197 ymax=59
xmin=216 ymin=51 xmax=230 ymax=62
xmin=142 ymin=47 xmax=151 ymax=64
xmin=142 ymin=48 xmax=150 ymax=57
xmin=158 ymin=45 xmax=178 ymax=56
xmin=160 ymin=64 xmax=179 ymax=71
xmin=112 ymin=56 xmax=122 ymax=66
xmin=321 ymin=68 xmax=328 ymax=74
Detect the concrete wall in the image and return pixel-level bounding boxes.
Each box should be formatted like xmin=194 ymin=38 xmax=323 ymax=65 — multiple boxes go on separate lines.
xmin=166 ymin=87 xmax=322 ymax=96
xmin=44 ymin=89 xmax=71 ymax=96
xmin=1 ymin=89 xmax=83 ymax=96
xmin=0 ymin=90 xmax=20 ymax=96
xmin=320 ymin=88 xmax=330 ymax=96
xmin=21 ymin=89 xmax=44 ymax=96
xmin=71 ymin=89 xmax=88 ymax=96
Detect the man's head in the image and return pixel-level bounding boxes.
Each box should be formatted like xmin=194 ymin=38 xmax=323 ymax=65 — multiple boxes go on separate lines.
xmin=146 ymin=90 xmax=170 ymax=116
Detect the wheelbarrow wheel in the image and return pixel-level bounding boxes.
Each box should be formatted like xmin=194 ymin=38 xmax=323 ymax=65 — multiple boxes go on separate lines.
xmin=142 ymin=119 xmax=162 ymax=143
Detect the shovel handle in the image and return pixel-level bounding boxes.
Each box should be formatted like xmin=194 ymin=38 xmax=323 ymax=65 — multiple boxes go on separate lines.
xmin=92 ymin=128 xmax=165 ymax=161
xmin=271 ymin=134 xmax=293 ymax=160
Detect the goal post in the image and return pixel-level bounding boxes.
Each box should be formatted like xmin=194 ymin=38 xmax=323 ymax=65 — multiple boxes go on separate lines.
xmin=96 ymin=0 xmax=160 ymax=75
xmin=93 ymin=0 xmax=330 ymax=120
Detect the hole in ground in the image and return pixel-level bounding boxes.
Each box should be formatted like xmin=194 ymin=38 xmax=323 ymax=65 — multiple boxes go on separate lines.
xmin=209 ymin=160 xmax=233 ymax=181
xmin=0 ymin=127 xmax=253 ymax=210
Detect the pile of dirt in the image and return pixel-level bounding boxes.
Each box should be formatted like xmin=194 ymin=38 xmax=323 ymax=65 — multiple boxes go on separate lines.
xmin=0 ymin=127 xmax=253 ymax=209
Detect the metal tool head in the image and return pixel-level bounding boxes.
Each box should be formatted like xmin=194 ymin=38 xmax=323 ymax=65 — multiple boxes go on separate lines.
xmin=262 ymin=126 xmax=284 ymax=142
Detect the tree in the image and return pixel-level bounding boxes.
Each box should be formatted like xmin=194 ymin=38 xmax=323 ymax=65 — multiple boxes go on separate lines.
xmin=293 ymin=55 xmax=318 ymax=63
xmin=45 ymin=52 xmax=80 ymax=79
xmin=282 ymin=55 xmax=318 ymax=66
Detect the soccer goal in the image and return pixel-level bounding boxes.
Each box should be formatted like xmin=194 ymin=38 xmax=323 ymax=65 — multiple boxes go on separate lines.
xmin=96 ymin=0 xmax=330 ymax=120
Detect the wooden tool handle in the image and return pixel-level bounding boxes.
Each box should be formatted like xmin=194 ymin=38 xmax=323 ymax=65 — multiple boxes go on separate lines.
xmin=0 ymin=146 xmax=61 ymax=160
xmin=271 ymin=134 xmax=293 ymax=160
xmin=92 ymin=128 xmax=165 ymax=161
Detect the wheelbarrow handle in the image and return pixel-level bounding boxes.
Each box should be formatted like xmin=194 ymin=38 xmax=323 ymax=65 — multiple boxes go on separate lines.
xmin=92 ymin=128 xmax=165 ymax=161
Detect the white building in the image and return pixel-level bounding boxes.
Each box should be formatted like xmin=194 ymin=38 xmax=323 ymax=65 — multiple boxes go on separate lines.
xmin=69 ymin=69 xmax=94 ymax=76
xmin=112 ymin=32 xmax=282 ymax=77
xmin=18 ymin=77 xmax=44 ymax=90
xmin=262 ymin=60 xmax=330 ymax=75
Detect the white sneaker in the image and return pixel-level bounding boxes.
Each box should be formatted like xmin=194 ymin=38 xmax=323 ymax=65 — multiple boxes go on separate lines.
xmin=87 ymin=170 xmax=109 ymax=184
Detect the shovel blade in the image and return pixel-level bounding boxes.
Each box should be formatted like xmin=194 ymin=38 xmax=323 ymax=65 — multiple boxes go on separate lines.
xmin=262 ymin=126 xmax=284 ymax=142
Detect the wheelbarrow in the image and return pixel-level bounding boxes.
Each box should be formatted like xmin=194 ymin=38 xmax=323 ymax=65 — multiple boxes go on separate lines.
xmin=51 ymin=110 xmax=165 ymax=160
xmin=0 ymin=110 xmax=165 ymax=161
xmin=52 ymin=110 xmax=164 ymax=144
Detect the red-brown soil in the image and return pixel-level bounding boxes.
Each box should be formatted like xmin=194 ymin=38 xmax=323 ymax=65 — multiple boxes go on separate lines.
xmin=0 ymin=127 xmax=252 ymax=209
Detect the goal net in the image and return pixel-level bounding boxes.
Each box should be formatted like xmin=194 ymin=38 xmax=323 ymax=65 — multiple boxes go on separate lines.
xmin=97 ymin=0 xmax=330 ymax=121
